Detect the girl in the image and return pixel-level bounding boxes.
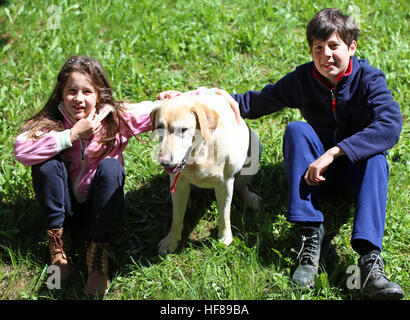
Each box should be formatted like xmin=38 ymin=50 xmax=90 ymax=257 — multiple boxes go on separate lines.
xmin=14 ymin=55 xmax=157 ymax=296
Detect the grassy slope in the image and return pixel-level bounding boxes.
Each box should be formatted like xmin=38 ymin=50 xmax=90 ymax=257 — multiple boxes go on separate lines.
xmin=0 ymin=0 xmax=408 ymax=300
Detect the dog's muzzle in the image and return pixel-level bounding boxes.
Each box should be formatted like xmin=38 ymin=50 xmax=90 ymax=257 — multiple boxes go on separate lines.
xmin=161 ymin=146 xmax=192 ymax=175
xmin=163 ymin=160 xmax=186 ymax=175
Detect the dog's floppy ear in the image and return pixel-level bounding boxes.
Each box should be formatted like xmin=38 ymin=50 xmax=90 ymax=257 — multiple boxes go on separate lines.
xmin=192 ymin=101 xmax=219 ymax=141
xmin=150 ymin=108 xmax=157 ymax=140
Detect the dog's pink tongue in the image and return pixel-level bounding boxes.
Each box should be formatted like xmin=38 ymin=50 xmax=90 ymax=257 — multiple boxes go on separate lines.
xmin=164 ymin=166 xmax=175 ymax=174
xmin=164 ymin=163 xmax=181 ymax=174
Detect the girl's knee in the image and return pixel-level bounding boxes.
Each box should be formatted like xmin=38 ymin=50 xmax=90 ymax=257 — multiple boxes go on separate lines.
xmin=95 ymin=158 xmax=125 ymax=184
xmin=98 ymin=158 xmax=124 ymax=172
xmin=32 ymin=157 xmax=66 ymax=177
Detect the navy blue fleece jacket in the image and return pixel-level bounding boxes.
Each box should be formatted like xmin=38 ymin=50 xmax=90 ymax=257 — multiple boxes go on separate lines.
xmin=232 ymin=56 xmax=402 ymax=163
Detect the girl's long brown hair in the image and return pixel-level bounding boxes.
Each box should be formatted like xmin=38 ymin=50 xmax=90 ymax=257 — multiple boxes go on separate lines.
xmin=20 ymin=55 xmax=128 ymax=158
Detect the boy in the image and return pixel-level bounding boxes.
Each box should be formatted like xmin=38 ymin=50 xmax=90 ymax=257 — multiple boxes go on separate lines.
xmin=227 ymin=8 xmax=404 ymax=299
xmin=158 ymin=8 xmax=404 ymax=300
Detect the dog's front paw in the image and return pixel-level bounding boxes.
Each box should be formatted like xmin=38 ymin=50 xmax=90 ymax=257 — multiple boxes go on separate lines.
xmin=218 ymin=230 xmax=233 ymax=246
xmin=158 ymin=236 xmax=180 ymax=255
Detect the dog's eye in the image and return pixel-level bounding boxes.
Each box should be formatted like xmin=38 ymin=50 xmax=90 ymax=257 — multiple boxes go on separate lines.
xmin=175 ymin=128 xmax=187 ymax=136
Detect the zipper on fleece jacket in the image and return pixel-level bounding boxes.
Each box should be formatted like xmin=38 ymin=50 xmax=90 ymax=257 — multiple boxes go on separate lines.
xmin=313 ymin=71 xmax=337 ymax=113
xmin=80 ymin=139 xmax=86 ymax=160
xmin=57 ymin=102 xmax=115 ymax=203
xmin=330 ymin=89 xmax=336 ymax=112
xmin=312 ymin=66 xmax=341 ymax=113
xmin=73 ymin=139 xmax=88 ymax=202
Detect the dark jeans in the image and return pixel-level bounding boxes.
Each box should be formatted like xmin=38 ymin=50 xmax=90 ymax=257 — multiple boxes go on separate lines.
xmin=282 ymin=121 xmax=389 ymax=252
xmin=31 ymin=157 xmax=125 ymax=242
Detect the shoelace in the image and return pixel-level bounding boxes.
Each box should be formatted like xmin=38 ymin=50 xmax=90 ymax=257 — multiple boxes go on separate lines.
xmin=291 ymin=234 xmax=319 ymax=265
xmin=90 ymin=245 xmax=107 ymax=274
xmin=361 ymin=254 xmax=387 ymax=293
xmin=47 ymin=231 xmax=64 ymax=255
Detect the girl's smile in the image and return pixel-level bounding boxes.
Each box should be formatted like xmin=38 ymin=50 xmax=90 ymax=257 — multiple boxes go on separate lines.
xmin=62 ymin=72 xmax=99 ymax=121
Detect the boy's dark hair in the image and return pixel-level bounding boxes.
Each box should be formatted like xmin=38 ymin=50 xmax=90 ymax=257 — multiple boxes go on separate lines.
xmin=306 ymin=8 xmax=361 ymax=48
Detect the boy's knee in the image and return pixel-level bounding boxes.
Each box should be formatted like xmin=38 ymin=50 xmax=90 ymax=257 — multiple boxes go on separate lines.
xmin=359 ymin=154 xmax=389 ymax=176
xmin=283 ymin=121 xmax=314 ymax=143
xmin=369 ymin=154 xmax=388 ymax=168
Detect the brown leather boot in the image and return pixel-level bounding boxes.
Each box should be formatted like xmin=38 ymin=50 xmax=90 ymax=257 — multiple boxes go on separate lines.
xmin=46 ymin=228 xmax=71 ymax=280
xmin=86 ymin=241 xmax=110 ymax=296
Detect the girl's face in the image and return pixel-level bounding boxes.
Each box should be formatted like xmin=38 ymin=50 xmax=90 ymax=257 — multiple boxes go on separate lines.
xmin=62 ymin=72 xmax=99 ymax=121
xmin=311 ymin=31 xmax=357 ymax=85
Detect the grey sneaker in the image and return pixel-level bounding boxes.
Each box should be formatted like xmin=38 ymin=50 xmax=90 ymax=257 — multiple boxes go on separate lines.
xmin=359 ymin=250 xmax=404 ymax=300
xmin=291 ymin=223 xmax=324 ymax=289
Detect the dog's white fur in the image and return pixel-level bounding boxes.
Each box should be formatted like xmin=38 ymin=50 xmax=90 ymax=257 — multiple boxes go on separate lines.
xmin=150 ymin=94 xmax=261 ymax=254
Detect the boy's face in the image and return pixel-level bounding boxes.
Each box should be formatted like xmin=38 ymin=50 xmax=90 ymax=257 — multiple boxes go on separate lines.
xmin=311 ymin=31 xmax=357 ymax=85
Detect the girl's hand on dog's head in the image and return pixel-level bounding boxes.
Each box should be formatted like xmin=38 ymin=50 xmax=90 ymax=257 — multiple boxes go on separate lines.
xmin=157 ymin=90 xmax=182 ymax=100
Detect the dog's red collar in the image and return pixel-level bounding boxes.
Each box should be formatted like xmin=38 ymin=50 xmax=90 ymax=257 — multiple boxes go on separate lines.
xmin=170 ymin=171 xmax=181 ymax=194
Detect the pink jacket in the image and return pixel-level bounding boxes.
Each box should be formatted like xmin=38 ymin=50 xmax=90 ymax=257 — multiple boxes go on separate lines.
xmin=14 ymin=101 xmax=157 ymax=203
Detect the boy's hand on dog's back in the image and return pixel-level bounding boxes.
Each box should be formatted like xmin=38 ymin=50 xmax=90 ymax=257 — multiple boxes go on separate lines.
xmin=215 ymin=89 xmax=242 ymax=125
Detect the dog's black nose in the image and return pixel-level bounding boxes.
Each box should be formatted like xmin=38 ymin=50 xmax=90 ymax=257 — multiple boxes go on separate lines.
xmin=158 ymin=153 xmax=173 ymax=166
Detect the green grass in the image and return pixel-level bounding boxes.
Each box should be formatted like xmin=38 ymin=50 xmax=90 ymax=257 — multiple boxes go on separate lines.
xmin=0 ymin=0 xmax=408 ymax=300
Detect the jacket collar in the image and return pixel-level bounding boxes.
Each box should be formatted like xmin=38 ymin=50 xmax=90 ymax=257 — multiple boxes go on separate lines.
xmin=58 ymin=102 xmax=76 ymax=126
xmin=313 ymin=57 xmax=353 ymax=89
xmin=58 ymin=102 xmax=114 ymax=127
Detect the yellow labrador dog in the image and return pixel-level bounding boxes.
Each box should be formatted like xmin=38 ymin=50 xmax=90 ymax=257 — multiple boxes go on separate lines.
xmin=151 ymin=93 xmax=261 ymax=254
